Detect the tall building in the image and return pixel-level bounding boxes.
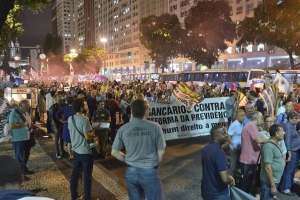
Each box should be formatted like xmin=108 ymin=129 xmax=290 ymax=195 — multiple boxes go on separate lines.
xmin=51 ymin=0 xmax=77 ymax=53
xmin=51 ymin=0 xmax=296 ymax=76
xmin=94 ymin=0 xmax=168 ymax=78
xmin=84 ymin=0 xmax=95 ymax=47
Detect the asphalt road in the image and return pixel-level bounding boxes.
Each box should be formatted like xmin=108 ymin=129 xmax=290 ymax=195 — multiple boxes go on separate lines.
xmin=32 ymin=123 xmax=300 ymax=200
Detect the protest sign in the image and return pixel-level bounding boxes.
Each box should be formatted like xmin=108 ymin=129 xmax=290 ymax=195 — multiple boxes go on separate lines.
xmin=260 ymin=86 xmax=274 ymax=117
xmin=0 ymin=97 xmax=12 ymax=142
xmin=147 ymin=97 xmax=228 ymax=140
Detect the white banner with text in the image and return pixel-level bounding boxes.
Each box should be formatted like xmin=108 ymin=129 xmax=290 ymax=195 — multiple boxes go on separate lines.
xmin=147 ymin=97 xmax=228 ymax=140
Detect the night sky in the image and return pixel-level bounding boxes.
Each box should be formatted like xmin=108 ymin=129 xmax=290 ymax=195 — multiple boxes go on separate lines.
xmin=18 ymin=6 xmax=52 ymax=58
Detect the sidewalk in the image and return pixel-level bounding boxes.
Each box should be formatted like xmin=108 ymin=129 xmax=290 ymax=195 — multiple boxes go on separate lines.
xmin=0 ymin=127 xmax=128 ymax=200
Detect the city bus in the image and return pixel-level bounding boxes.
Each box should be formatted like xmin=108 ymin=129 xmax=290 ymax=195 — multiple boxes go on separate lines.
xmin=121 ymin=73 xmax=160 ymax=82
xmin=160 ymin=69 xmax=265 ymax=88
xmin=267 ymin=70 xmax=300 ymax=84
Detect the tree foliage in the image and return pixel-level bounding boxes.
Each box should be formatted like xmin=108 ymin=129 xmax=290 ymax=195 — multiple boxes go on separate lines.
xmin=0 ymin=4 xmax=23 ymax=69
xmin=237 ymin=0 xmax=300 ymax=69
xmin=139 ymin=13 xmax=183 ymax=72
xmin=0 ymin=0 xmax=50 ymax=33
xmin=64 ymin=46 xmax=105 ymax=74
xmin=182 ymin=0 xmax=236 ymax=68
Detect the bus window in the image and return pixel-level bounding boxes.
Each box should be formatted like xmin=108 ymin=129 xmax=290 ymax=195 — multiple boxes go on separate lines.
xmin=212 ymin=73 xmax=219 ymax=81
xmin=184 ymin=73 xmax=191 ymax=81
xmin=283 ymin=74 xmax=295 ymax=83
xmin=231 ymin=72 xmax=240 ymax=82
xmin=240 ymin=72 xmax=248 ymax=82
xmin=250 ymin=71 xmax=264 ymax=79
xmin=297 ymin=74 xmax=300 ymax=84
xmin=194 ymin=73 xmax=202 ymax=81
xmin=219 ymin=74 xmax=227 ymax=82
xmin=226 ymin=73 xmax=232 ymax=82
xmin=190 ymin=73 xmax=195 ymax=81
xmin=203 ymin=73 xmax=210 ymax=81
xmin=150 ymin=73 xmax=159 ymax=80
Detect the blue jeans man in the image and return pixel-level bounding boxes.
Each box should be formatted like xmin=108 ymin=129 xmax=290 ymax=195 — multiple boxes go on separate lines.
xmin=125 ymin=166 xmax=164 ymax=200
xmin=260 ymin=181 xmax=278 ymax=200
xmin=70 ymin=152 xmax=93 ymax=200
xmin=279 ymin=151 xmax=299 ymax=193
xmin=12 ymin=140 xmax=31 ymax=175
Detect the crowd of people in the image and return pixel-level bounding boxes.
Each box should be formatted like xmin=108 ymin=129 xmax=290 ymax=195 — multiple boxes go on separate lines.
xmin=203 ymin=85 xmax=300 ymax=200
xmin=1 ymin=76 xmax=300 ymax=200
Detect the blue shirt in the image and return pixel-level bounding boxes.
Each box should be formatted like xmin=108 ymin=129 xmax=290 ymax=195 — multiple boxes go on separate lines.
xmin=242 ymin=115 xmax=251 ymax=126
xmin=275 ymin=112 xmax=288 ymax=125
xmin=201 ymin=141 xmax=228 ymax=194
xmin=228 ymin=119 xmax=243 ymax=150
xmin=225 ymin=97 xmax=234 ymax=117
xmin=283 ymin=122 xmax=300 ymax=151
xmin=9 ymin=108 xmax=30 ymax=142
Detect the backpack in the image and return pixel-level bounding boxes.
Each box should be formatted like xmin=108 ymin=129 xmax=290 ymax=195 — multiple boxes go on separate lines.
xmin=105 ymin=100 xmax=116 ymax=117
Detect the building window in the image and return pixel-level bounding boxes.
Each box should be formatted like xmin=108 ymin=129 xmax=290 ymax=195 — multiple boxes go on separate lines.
xmin=236 ymin=6 xmax=243 ymax=15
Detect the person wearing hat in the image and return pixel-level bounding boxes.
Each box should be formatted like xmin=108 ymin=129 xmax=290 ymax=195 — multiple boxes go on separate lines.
xmin=92 ymin=100 xmax=111 ymax=158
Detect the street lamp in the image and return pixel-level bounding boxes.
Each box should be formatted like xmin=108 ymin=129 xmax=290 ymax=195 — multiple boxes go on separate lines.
xmin=14 ymin=54 xmax=21 ymax=77
xmin=100 ymin=37 xmax=107 ymax=75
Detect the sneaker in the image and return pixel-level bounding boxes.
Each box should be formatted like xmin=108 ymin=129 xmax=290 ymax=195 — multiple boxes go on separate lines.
xmin=56 ymin=154 xmax=62 ymax=159
xmin=281 ymin=191 xmax=296 ymax=196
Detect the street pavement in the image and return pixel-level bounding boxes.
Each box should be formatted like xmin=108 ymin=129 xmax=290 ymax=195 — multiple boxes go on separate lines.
xmin=1 ymin=122 xmax=300 ymax=200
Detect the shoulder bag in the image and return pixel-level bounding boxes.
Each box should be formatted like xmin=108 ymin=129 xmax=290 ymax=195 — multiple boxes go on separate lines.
xmin=15 ymin=109 xmax=36 ymax=148
xmin=252 ymin=141 xmax=282 ymax=189
xmin=71 ymin=116 xmax=99 ymax=157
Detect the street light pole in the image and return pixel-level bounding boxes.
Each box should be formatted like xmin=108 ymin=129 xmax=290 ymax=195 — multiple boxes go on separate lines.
xmin=100 ymin=37 xmax=107 ymax=75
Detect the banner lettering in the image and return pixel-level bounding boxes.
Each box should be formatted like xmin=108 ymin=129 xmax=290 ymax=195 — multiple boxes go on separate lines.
xmin=147 ymin=97 xmax=228 ymax=140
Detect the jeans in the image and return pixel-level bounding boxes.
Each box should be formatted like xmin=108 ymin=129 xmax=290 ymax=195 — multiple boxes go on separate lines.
xmin=125 ymin=166 xmax=164 ymax=200
xmin=12 ymin=140 xmax=31 ymax=174
xmin=70 ymin=152 xmax=94 ymax=200
xmin=201 ymin=190 xmax=230 ymax=200
xmin=46 ymin=111 xmax=51 ymax=133
xmin=240 ymin=163 xmax=256 ymax=193
xmin=54 ymin=127 xmax=64 ymax=156
xmin=110 ymin=118 xmax=116 ymax=141
xmin=279 ymin=151 xmax=299 ymax=192
xmin=94 ymin=128 xmax=110 ymax=157
xmin=260 ymin=181 xmax=278 ymax=200
xmin=229 ymin=148 xmax=240 ymax=177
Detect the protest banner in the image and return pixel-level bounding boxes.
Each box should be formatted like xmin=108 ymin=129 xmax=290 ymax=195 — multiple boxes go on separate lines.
xmin=173 ymin=81 xmax=203 ymax=111
xmin=260 ymin=86 xmax=274 ymax=117
xmin=147 ymin=97 xmax=228 ymax=140
xmin=0 ymin=97 xmax=12 ymax=142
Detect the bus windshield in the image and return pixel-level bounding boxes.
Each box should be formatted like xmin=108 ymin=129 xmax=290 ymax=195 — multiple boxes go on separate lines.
xmin=250 ymin=71 xmax=264 ymax=79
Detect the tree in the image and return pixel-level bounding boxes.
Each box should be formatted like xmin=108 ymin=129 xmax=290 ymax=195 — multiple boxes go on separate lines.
xmin=0 ymin=4 xmax=23 ymax=69
xmin=236 ymin=0 xmax=300 ymax=69
xmin=139 ymin=13 xmax=183 ymax=73
xmin=182 ymin=0 xmax=236 ymax=68
xmin=64 ymin=46 xmax=105 ymax=74
xmin=0 ymin=0 xmax=50 ymax=34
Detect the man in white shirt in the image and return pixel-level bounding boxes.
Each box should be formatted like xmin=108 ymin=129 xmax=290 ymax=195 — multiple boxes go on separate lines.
xmin=45 ymin=87 xmax=57 ymax=135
